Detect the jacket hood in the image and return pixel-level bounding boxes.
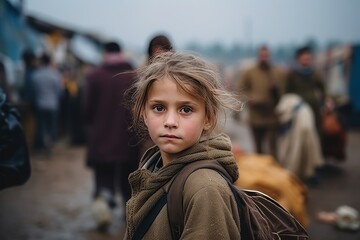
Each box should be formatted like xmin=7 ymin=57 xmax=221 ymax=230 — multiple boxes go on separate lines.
xmin=126 ymin=134 xmax=238 ymax=236
xmin=125 ymin=133 xmax=239 ymax=239
xmin=129 ymin=133 xmax=238 ymax=195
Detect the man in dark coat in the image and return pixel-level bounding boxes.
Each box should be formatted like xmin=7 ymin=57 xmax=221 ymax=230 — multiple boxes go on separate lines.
xmin=84 ymin=41 xmax=140 ymax=231
xmin=284 ymin=46 xmax=326 ymax=130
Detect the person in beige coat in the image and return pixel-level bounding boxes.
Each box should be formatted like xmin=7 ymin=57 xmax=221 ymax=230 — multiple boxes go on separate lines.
xmin=124 ymin=52 xmax=242 ymax=239
xmin=238 ymin=46 xmax=283 ymax=159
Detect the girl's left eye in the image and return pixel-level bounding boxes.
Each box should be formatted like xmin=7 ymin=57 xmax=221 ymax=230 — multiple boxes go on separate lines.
xmin=180 ymin=106 xmax=193 ymax=114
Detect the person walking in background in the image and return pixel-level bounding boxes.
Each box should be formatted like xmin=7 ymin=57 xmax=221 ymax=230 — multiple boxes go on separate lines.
xmin=284 ymin=46 xmax=326 ymax=131
xmin=21 ymin=49 xmax=37 ymax=109
xmin=238 ymin=45 xmax=283 ymax=159
xmin=84 ymin=41 xmax=140 ymax=231
xmin=139 ymin=34 xmax=175 ymax=155
xmin=32 ymin=53 xmax=63 ymax=153
xmin=147 ymin=34 xmax=173 ymax=63
xmin=280 ymin=46 xmax=327 ymax=185
xmin=20 ymin=49 xmax=38 ymax=149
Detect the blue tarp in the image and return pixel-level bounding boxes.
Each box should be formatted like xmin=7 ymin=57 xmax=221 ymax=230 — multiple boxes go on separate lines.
xmin=0 ymin=0 xmax=42 ymax=62
xmin=0 ymin=0 xmax=26 ymax=61
xmin=349 ymin=45 xmax=360 ymax=112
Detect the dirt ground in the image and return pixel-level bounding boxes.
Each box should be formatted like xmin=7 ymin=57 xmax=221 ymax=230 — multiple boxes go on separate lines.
xmin=306 ymin=130 xmax=360 ymax=240
xmin=0 ymin=143 xmax=125 ymax=240
xmin=0 ymin=125 xmax=360 ymax=239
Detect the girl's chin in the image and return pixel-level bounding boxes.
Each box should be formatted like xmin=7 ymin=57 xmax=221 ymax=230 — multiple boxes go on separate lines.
xmin=160 ymin=148 xmax=182 ymax=155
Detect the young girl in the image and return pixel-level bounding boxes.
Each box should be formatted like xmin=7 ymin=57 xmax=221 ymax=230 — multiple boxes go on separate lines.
xmin=124 ymin=52 xmax=241 ymax=239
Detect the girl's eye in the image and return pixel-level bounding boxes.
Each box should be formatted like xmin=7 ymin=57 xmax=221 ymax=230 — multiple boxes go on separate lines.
xmin=152 ymin=105 xmax=164 ymax=112
xmin=180 ymin=106 xmax=193 ymax=114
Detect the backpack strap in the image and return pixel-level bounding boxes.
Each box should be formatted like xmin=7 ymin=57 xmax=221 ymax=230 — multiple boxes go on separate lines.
xmin=167 ymin=160 xmax=231 ymax=239
xmin=132 ymin=192 xmax=167 ymax=240
xmin=131 ymin=161 xmax=229 ymax=240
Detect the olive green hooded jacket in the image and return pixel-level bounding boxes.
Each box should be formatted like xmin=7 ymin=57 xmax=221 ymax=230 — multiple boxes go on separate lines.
xmin=124 ymin=134 xmax=240 ymax=240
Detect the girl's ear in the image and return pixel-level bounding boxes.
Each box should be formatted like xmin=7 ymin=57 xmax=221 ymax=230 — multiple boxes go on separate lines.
xmin=203 ymin=116 xmax=213 ymax=131
xmin=143 ymin=112 xmax=148 ymax=126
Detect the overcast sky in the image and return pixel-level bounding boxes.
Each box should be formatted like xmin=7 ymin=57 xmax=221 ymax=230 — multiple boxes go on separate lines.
xmin=24 ymin=0 xmax=360 ymax=50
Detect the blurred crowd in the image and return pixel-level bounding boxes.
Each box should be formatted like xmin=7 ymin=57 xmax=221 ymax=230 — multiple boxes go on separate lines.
xmin=2 ymin=36 xmax=356 ymax=173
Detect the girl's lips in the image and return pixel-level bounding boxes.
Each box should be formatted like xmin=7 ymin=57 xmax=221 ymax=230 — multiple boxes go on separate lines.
xmin=161 ymin=134 xmax=180 ymax=139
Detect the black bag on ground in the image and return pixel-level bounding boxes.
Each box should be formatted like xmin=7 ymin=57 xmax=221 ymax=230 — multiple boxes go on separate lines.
xmin=0 ymin=88 xmax=30 ymax=190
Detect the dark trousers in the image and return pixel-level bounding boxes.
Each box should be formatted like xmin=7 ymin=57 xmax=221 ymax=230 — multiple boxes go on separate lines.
xmin=251 ymin=125 xmax=277 ymax=160
xmin=93 ymin=161 xmax=138 ymax=205
xmin=34 ymin=109 xmax=57 ymax=150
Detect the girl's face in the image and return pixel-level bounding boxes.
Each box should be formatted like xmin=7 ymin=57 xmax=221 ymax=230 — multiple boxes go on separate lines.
xmin=143 ymin=76 xmax=211 ymax=165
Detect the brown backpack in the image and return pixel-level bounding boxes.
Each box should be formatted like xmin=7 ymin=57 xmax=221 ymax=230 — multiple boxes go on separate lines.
xmin=167 ymin=160 xmax=309 ymax=240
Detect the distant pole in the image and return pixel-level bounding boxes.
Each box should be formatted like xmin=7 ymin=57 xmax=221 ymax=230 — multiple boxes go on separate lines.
xmin=249 ymin=18 xmax=252 ymax=51
xmin=244 ymin=17 xmax=253 ymax=54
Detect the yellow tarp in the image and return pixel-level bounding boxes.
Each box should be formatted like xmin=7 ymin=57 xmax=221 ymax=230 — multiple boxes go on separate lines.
xmin=234 ymin=154 xmax=308 ymax=227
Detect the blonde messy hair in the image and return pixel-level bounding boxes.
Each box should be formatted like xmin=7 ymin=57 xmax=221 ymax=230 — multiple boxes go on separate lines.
xmin=129 ymin=51 xmax=242 ymax=136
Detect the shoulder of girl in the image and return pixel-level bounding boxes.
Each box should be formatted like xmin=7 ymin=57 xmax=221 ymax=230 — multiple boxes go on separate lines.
xmin=184 ymin=169 xmax=228 ymax=194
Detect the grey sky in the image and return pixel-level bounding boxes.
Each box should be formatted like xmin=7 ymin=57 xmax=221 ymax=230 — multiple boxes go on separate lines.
xmin=25 ymin=0 xmax=360 ymax=50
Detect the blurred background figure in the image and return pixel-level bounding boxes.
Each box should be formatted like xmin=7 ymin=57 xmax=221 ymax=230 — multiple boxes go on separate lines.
xmin=276 ymin=93 xmax=324 ymax=184
xmin=238 ymin=45 xmax=283 ymax=159
xmin=32 ymin=53 xmax=63 ymax=154
xmin=59 ymin=64 xmax=86 ymax=146
xmin=20 ymin=49 xmax=37 ymax=109
xmin=20 ymin=49 xmax=38 ymax=149
xmin=84 ymin=41 xmax=140 ymax=232
xmin=139 ymin=34 xmax=175 ymax=154
xmin=147 ymin=34 xmax=173 ymax=63
xmin=320 ymin=45 xmax=350 ymax=162
xmin=320 ymin=97 xmax=347 ymax=162
xmin=280 ymin=46 xmax=327 ymax=185
xmin=284 ymin=46 xmax=326 ymax=131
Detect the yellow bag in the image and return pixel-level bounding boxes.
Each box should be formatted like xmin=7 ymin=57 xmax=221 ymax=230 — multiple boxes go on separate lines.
xmin=234 ymin=154 xmax=309 ymax=227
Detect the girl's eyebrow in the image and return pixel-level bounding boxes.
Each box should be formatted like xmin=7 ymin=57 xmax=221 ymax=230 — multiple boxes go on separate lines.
xmin=148 ymin=99 xmax=199 ymax=106
xmin=177 ymin=101 xmax=198 ymax=106
xmin=147 ymin=99 xmax=164 ymax=104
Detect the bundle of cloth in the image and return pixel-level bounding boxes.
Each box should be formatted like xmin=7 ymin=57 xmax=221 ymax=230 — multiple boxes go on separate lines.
xmin=233 ymin=153 xmax=309 ymax=228
xmin=275 ymin=93 xmax=324 ymax=180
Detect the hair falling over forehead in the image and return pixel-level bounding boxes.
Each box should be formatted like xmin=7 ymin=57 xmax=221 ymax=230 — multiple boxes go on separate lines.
xmin=129 ymin=51 xmax=243 ymax=136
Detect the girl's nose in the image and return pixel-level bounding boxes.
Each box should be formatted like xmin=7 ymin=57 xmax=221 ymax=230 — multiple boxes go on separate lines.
xmin=164 ymin=111 xmax=178 ymax=128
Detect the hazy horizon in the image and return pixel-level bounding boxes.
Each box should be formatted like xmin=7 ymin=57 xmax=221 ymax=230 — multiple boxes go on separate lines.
xmin=23 ymin=0 xmax=360 ymax=51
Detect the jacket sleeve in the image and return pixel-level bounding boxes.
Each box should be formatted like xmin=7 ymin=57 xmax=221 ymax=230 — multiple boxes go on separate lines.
xmin=238 ymin=70 xmax=251 ymax=94
xmin=284 ymin=71 xmax=298 ymax=94
xmin=181 ymin=170 xmax=240 ymax=240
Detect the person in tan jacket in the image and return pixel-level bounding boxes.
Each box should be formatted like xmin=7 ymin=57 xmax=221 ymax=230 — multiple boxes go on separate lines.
xmin=124 ymin=52 xmax=242 ymax=239
xmin=238 ymin=46 xmax=283 ymax=159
